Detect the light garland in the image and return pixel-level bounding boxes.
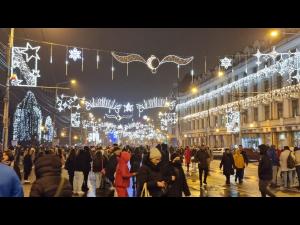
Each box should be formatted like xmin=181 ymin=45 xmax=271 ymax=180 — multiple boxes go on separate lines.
xmin=56 ymin=94 xmax=82 ymax=112
xmin=182 ymin=82 xmax=300 ymax=121
xmin=225 ymin=109 xmax=240 ymax=133
xmin=159 ymin=112 xmax=177 ymax=131
xmin=11 ymin=42 xmax=41 ymax=87
xmin=136 ymin=97 xmax=176 ymax=117
xmin=13 ymin=91 xmax=42 ymax=142
xmin=112 ymin=52 xmax=194 ymax=74
xmin=104 ymin=113 xmax=132 ymax=121
xmin=177 ymin=48 xmax=300 ymax=110
xmin=85 ymin=97 xmax=121 ymax=113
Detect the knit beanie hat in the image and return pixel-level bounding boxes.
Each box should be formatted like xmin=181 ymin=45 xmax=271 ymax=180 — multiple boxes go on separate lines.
xmin=150 ymin=147 xmax=162 ymax=160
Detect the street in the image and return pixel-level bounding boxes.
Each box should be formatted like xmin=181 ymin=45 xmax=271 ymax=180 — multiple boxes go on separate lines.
xmin=22 ymin=159 xmax=300 ymax=197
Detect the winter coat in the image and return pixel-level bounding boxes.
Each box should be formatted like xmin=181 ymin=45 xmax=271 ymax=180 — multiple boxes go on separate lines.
xmin=295 ymin=150 xmax=300 ymax=166
xmin=279 ymin=150 xmax=296 ymax=171
xmin=74 ymin=150 xmax=92 ymax=172
xmin=23 ymin=154 xmax=32 ymax=170
xmin=220 ymin=152 xmax=234 ymax=176
xmin=241 ymin=150 xmax=249 ymax=165
xmin=30 ymin=155 xmax=72 ymax=197
xmin=115 ymin=152 xmax=133 ymax=188
xmin=195 ymin=149 xmax=210 ymax=169
xmin=137 ymin=156 xmax=166 ymax=197
xmin=92 ymin=156 xmax=107 ymax=173
xmin=267 ymin=148 xmax=280 ymax=166
xmin=130 ymin=151 xmax=142 ymax=173
xmin=159 ymin=144 xmax=170 ymax=165
xmin=65 ymin=154 xmax=76 ymax=174
xmin=233 ymin=151 xmax=245 ymax=169
xmin=184 ymin=147 xmax=191 ymax=165
xmin=258 ymin=153 xmax=273 ymax=181
xmin=166 ymin=161 xmax=191 ymax=197
xmin=105 ymin=154 xmax=119 ymax=183
xmin=0 ymin=163 xmax=24 ymax=197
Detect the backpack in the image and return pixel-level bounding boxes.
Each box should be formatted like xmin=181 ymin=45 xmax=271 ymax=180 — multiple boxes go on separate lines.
xmin=287 ymin=151 xmax=295 ymax=169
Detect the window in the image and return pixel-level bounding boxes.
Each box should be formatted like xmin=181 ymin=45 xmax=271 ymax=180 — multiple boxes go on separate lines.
xmin=202 ymin=103 xmax=205 ymax=111
xmin=220 ymin=96 xmax=224 ymax=105
xmin=214 ymin=116 xmax=218 ymax=126
xmin=228 ymin=78 xmax=232 ymax=84
xmin=254 ymin=108 xmax=258 ymax=121
xmin=214 ymin=98 xmax=218 ymax=107
xmin=198 ymin=119 xmax=201 ymax=129
xmin=235 ymin=75 xmax=239 ymax=81
xmin=253 ymin=67 xmax=257 ymax=73
xmin=264 ymin=80 xmax=269 ymax=92
xmin=228 ymin=93 xmax=232 ymax=103
xmin=253 ymin=83 xmax=258 ymax=96
xmin=207 ymin=101 xmax=210 ymax=109
xmin=243 ymin=112 xmax=248 ymax=123
xmin=277 ymin=75 xmax=283 ymax=88
xmin=243 ymin=86 xmax=248 ymax=98
xmin=201 ymin=119 xmax=204 ymax=128
xmin=265 ymin=105 xmax=270 ymax=120
xmin=292 ymin=99 xmax=299 ymax=117
xmin=277 ymin=103 xmax=283 ymax=118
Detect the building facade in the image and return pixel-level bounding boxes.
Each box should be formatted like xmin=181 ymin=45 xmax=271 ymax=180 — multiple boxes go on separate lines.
xmin=176 ymin=34 xmax=300 ymax=150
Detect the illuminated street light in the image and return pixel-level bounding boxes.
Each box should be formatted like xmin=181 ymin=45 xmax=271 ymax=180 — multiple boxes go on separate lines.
xmin=61 ymin=132 xmax=66 ymax=137
xmin=218 ymin=70 xmax=224 ymax=77
xmin=73 ymin=135 xmax=78 ymax=140
xmin=216 ymin=128 xmax=220 ymax=133
xmin=70 ymin=79 xmax=77 ymax=85
xmin=184 ymin=134 xmax=187 ymax=138
xmin=250 ymin=123 xmax=254 ymax=128
xmin=270 ymin=30 xmax=279 ymax=38
xmin=191 ymin=87 xmax=198 ymax=94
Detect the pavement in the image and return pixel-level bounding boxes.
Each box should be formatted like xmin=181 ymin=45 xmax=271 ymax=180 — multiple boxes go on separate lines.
xmin=22 ymin=160 xmax=300 ymax=197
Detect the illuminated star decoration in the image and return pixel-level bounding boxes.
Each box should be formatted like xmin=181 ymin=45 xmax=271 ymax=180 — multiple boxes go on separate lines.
xmin=220 ymin=57 xmax=232 ymax=69
xmin=123 ymin=102 xmax=134 ymax=113
xmin=69 ymin=48 xmax=82 ymax=62
xmin=71 ymin=112 xmax=81 ymax=127
xmin=11 ymin=42 xmax=41 ymax=87
xmin=19 ymin=42 xmax=41 ymax=62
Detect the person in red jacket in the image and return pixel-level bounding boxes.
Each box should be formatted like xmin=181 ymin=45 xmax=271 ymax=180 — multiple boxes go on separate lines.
xmin=184 ymin=146 xmax=191 ymax=174
xmin=115 ymin=151 xmax=136 ymax=197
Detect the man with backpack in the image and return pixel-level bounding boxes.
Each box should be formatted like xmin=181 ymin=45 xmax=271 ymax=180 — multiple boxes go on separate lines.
xmin=279 ymin=146 xmax=296 ymax=188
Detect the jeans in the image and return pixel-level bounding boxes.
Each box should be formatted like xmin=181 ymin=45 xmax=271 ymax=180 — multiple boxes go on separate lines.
xmin=198 ymin=167 xmax=208 ymax=185
xmin=24 ymin=167 xmax=32 ymax=180
xmin=225 ymin=174 xmax=230 ymax=184
xmin=282 ymin=171 xmax=294 ymax=188
xmin=259 ymin=179 xmax=276 ymax=197
xmin=73 ymin=171 xmax=84 ymax=193
xmin=271 ymin=166 xmax=278 ymax=185
xmin=235 ymin=168 xmax=244 ymax=183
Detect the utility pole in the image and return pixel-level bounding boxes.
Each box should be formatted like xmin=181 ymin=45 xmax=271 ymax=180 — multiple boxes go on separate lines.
xmin=69 ymin=107 xmax=72 ymax=146
xmin=2 ymin=28 xmax=14 ymax=150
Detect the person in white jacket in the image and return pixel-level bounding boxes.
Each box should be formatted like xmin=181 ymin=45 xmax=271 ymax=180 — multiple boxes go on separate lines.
xmin=294 ymin=147 xmax=300 ymax=189
xmin=279 ymin=146 xmax=296 ymax=188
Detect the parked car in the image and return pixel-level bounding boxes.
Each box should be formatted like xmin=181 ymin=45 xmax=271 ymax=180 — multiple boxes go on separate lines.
xmin=243 ymin=148 xmax=260 ymax=161
xmin=211 ymin=148 xmax=227 ymax=158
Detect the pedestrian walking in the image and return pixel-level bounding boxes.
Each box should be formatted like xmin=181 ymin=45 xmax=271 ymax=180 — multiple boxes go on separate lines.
xmin=65 ymin=148 xmax=76 ymax=187
xmin=30 ymin=154 xmax=72 ymax=197
xmin=23 ymin=148 xmax=33 ymax=184
xmin=267 ymin=145 xmax=280 ymax=188
xmin=195 ymin=146 xmax=210 ymax=187
xmin=130 ymin=147 xmax=142 ymax=194
xmin=280 ymin=146 xmax=296 ymax=188
xmin=233 ymin=148 xmax=246 ymax=184
xmin=184 ymin=146 xmax=191 ymax=174
xmin=258 ymin=144 xmax=276 ymax=197
xmin=73 ymin=148 xmax=86 ymax=196
xmin=220 ymin=148 xmax=234 ymax=185
xmin=294 ymin=146 xmax=300 ymax=189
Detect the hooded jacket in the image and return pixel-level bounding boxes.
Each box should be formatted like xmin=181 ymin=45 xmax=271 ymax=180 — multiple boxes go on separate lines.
xmin=115 ymin=152 xmax=133 ymax=188
xmin=30 ymin=155 xmax=72 ymax=197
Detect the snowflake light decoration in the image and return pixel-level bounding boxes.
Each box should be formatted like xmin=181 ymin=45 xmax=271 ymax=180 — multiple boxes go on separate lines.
xmin=56 ymin=94 xmax=83 ymax=112
xmin=220 ymin=57 xmax=232 ymax=69
xmin=123 ymin=102 xmax=134 ymax=113
xmin=136 ymin=97 xmax=176 ymax=117
xmin=225 ymin=109 xmax=240 ymax=133
xmin=69 ymin=48 xmax=82 ymax=62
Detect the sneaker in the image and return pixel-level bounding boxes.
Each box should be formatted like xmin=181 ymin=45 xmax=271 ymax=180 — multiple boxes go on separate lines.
xmin=203 ymin=181 xmax=207 ymax=185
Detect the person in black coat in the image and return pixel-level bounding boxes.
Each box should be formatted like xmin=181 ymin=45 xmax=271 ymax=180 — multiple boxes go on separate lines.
xmin=30 ymin=154 xmax=72 ymax=197
xmin=166 ymin=153 xmax=191 ymax=197
xmin=220 ymin=148 xmax=234 ymax=185
xmin=195 ymin=147 xmax=210 ymax=187
xmin=137 ymin=148 xmax=170 ymax=197
xmin=23 ymin=148 xmax=33 ymax=183
xmin=65 ymin=148 xmax=76 ymax=187
xmin=105 ymin=147 xmax=121 ymax=184
xmin=258 ymin=144 xmax=276 ymax=197
xmin=81 ymin=146 xmax=92 ymax=192
xmin=156 ymin=143 xmax=170 ymax=166
xmin=130 ymin=147 xmax=142 ymax=193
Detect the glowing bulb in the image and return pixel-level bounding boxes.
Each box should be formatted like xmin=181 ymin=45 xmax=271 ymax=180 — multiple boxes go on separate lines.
xmin=270 ymin=30 xmax=279 ymax=37
xmin=250 ymin=123 xmax=254 ymax=128
xmin=112 ymin=66 xmax=115 ymax=71
xmin=65 ymin=60 xmax=69 ymax=65
xmin=218 ymin=71 xmax=224 ymax=77
xmin=191 ymin=87 xmax=198 ymax=94
xmin=191 ymin=69 xmax=194 ymax=76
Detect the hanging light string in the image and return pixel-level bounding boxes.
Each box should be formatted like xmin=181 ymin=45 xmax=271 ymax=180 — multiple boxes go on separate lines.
xmin=111 ymin=55 xmax=114 ymax=81
xmin=81 ymin=48 xmax=84 ymax=72
xmin=65 ymin=46 xmax=68 ymax=76
xmin=50 ymin=44 xmax=53 ymax=64
xmin=96 ymin=50 xmax=99 ymax=69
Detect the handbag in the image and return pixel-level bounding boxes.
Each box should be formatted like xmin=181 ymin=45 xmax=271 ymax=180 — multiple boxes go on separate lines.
xmin=140 ymin=182 xmax=151 ymax=197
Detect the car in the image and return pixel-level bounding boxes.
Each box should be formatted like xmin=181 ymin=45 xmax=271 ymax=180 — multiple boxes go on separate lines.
xmin=211 ymin=147 xmax=227 ymax=158
xmin=242 ymin=148 xmax=260 ymax=161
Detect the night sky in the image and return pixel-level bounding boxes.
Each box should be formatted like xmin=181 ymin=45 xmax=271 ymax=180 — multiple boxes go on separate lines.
xmin=0 ymin=28 xmax=272 ymax=133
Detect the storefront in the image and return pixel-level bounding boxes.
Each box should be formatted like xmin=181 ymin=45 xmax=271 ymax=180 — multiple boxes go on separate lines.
xmin=293 ymin=131 xmax=300 ymax=147
xmin=242 ymin=135 xmax=262 ymax=150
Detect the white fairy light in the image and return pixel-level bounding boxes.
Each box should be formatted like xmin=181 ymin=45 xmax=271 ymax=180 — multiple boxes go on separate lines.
xmin=123 ymin=102 xmax=134 ymax=113
xmin=136 ymin=97 xmax=176 ymax=117
xmin=44 ymin=116 xmax=54 ymax=142
xmin=71 ymin=112 xmax=81 ymax=127
xmin=220 ymin=57 xmax=232 ymax=69
xmin=177 ymin=49 xmax=300 ymax=110
xmin=69 ymin=47 xmax=82 ymax=62
xmin=11 ymin=42 xmax=41 ymax=87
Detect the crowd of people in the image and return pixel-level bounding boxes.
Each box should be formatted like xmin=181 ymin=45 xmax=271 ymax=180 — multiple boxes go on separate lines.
xmin=1 ymin=142 xmax=300 ymax=197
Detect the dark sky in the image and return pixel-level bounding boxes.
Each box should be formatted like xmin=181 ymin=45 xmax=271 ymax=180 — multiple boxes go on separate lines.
xmin=11 ymin=28 xmax=270 ymax=102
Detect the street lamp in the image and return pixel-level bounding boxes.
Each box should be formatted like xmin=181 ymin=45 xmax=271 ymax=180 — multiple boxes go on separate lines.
xmin=191 ymin=86 xmax=198 ymax=94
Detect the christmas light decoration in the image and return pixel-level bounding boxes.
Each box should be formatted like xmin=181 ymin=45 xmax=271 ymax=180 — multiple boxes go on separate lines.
xmin=159 ymin=112 xmax=177 ymax=131
xmin=225 ymin=109 xmax=240 ymax=133
xmin=177 ymin=49 xmax=300 ymax=110
xmin=43 ymin=116 xmax=54 ymax=142
xmin=104 ymin=113 xmax=132 ymax=121
xmin=136 ymin=97 xmax=176 ymax=117
xmin=220 ymin=57 xmax=232 ymax=69
xmin=111 ymin=52 xmax=194 ymax=74
xmin=69 ymin=47 xmax=82 ymax=62
xmin=71 ymin=112 xmax=81 ymax=127
xmin=56 ymin=94 xmax=83 ymax=112
xmin=11 ymin=42 xmax=41 ymax=87
xmin=123 ymin=102 xmax=134 ymax=113
xmin=13 ymin=91 xmax=42 ymax=142
xmin=85 ymin=97 xmax=122 ymax=113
